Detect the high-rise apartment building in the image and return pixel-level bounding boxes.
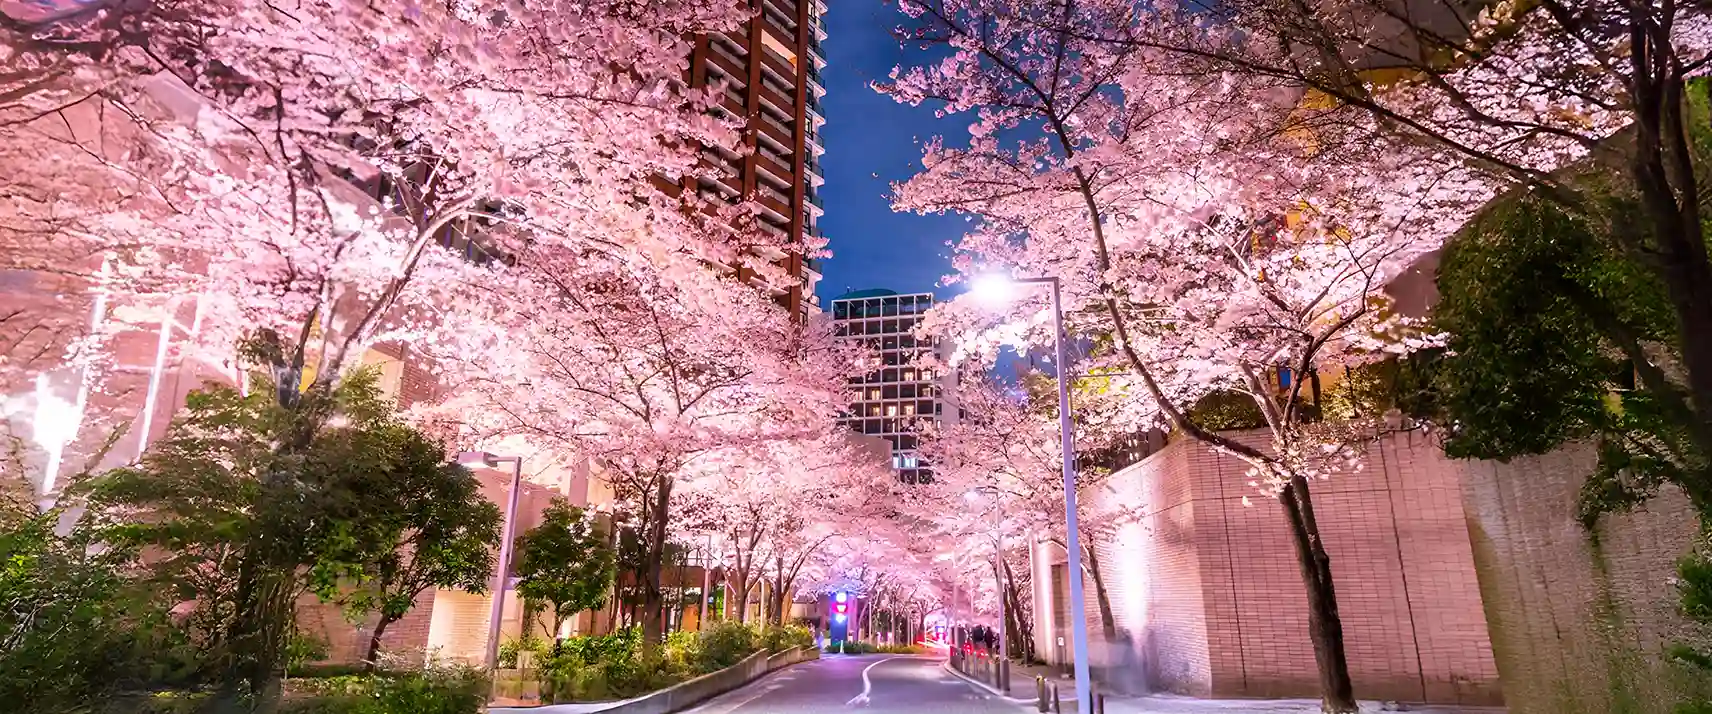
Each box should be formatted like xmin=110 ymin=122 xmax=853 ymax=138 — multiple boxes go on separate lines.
xmin=830 ymin=290 xmax=954 ymax=483
xmin=675 ymin=0 xmax=828 ymax=315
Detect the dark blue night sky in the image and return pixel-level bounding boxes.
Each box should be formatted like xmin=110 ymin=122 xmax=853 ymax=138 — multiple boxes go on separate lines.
xmin=814 ymin=2 xmax=965 ymax=302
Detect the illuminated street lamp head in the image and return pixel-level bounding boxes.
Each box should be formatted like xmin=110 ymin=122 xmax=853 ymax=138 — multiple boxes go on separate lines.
xmin=456 ymin=451 xmax=500 ymax=468
xmin=970 ymin=273 xmax=1017 ymax=306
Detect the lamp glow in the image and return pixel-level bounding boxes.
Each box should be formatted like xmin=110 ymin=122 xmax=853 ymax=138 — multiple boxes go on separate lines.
xmin=970 ymin=273 xmax=1017 ymax=306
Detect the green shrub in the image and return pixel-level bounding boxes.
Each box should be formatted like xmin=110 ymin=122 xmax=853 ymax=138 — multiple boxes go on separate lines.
xmin=284 ymin=630 xmax=332 ymax=675
xmin=876 ymin=644 xmax=924 ymax=655
xmin=498 ymin=635 xmax=551 ymax=669
xmin=824 ymin=640 xmax=877 ymax=654
xmin=759 ymin=624 xmax=813 ymax=653
xmin=663 ymin=630 xmax=702 ymax=674
xmin=556 ymin=627 xmax=641 ymax=667
xmin=0 ymin=507 xmax=195 ymax=711
xmin=288 ymin=665 xmax=488 ymax=714
xmin=697 ymin=621 xmax=758 ymax=670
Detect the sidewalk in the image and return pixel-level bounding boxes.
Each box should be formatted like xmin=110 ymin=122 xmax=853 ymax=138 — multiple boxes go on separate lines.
xmin=946 ymin=659 xmax=1505 ymax=714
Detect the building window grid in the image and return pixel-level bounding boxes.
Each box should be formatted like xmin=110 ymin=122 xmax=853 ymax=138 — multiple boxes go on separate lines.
xmin=831 ymin=292 xmax=944 ymax=482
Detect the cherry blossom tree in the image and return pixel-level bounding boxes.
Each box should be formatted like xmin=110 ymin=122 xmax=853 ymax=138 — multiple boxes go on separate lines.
xmin=678 ymin=427 xmax=900 ymax=626
xmin=425 ymin=259 xmax=852 ymax=654
xmin=1 ymin=0 xmax=769 ymax=408
xmin=879 ymin=1 xmax=1488 ymax=708
xmin=914 ymin=376 xmax=1136 ymax=661
xmin=971 ymin=0 xmax=1712 ymax=501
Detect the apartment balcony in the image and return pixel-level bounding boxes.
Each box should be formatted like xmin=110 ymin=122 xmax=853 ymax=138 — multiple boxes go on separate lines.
xmin=750 ymin=242 xmax=789 ymax=263
xmin=707 ymin=40 xmax=748 ymax=76
xmin=707 ymin=53 xmax=746 ymax=82
xmin=711 ymin=171 xmax=743 ymax=198
xmin=756 ymin=149 xmax=793 ymax=184
xmin=763 ymin=0 xmax=798 ymax=22
xmin=756 ymin=185 xmax=791 ymax=222
xmin=757 ymin=218 xmax=790 ymax=243
xmin=761 ymin=15 xmax=796 ymax=48
xmin=806 ymin=63 xmax=825 ymax=96
xmin=758 ymin=85 xmax=795 ymax=122
xmin=719 ymin=94 xmax=745 ymax=117
xmin=760 ymin=47 xmax=795 ymax=85
xmin=808 ymin=35 xmax=826 ymax=69
xmin=756 ymin=110 xmax=792 ymax=149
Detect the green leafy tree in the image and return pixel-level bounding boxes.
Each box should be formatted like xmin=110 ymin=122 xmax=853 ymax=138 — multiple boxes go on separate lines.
xmin=309 ymin=426 xmax=500 ymax=669
xmin=1432 ymin=189 xmax=1696 ymax=527
xmin=80 ymin=369 xmax=457 ymax=702
xmin=515 ymin=499 xmax=615 ymax=641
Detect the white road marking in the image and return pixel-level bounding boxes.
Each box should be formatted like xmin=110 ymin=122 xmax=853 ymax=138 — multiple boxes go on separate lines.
xmin=844 ymin=657 xmax=901 ymax=707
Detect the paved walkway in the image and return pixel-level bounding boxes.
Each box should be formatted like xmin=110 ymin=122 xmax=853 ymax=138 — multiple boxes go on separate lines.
xmin=946 ymin=660 xmax=1506 ymax=714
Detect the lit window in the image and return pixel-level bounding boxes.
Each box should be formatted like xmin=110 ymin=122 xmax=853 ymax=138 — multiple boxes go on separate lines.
xmin=867 ymin=389 xmax=881 ymax=400
xmin=885 ymin=404 xmax=899 ymax=417
xmin=901 ymin=369 xmax=915 ymax=381
xmin=902 ymin=404 xmax=916 ymax=416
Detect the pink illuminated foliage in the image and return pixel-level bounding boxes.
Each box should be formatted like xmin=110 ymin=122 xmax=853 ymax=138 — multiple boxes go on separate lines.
xmin=880 ymin=0 xmax=1711 ymax=704
xmin=675 ymin=429 xmax=898 ymax=625
xmin=0 ymin=0 xmax=779 ymax=406
xmin=911 ymin=376 xmax=1125 ymax=657
xmin=872 ymin=0 xmax=1582 ymax=707
xmin=420 ymin=261 xmax=855 ymax=653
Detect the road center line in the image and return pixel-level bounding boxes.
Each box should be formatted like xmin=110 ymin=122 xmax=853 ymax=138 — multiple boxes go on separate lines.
xmin=845 ymin=656 xmax=901 ymax=706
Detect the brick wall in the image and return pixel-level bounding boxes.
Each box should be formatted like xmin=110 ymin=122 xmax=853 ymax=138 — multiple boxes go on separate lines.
xmin=1051 ymin=429 xmax=1501 ymax=706
xmin=1461 ymin=443 xmax=1712 ymax=714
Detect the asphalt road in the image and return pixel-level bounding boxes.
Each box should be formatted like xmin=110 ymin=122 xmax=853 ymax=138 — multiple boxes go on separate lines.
xmin=681 ymin=654 xmax=1022 ymax=714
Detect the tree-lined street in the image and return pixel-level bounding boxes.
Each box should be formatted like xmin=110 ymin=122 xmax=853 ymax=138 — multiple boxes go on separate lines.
xmin=682 ymin=655 xmax=1013 ymax=714
xmin=4 ymin=0 xmax=1712 ymax=713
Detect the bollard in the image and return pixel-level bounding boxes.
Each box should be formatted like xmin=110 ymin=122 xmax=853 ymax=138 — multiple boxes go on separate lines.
xmin=1096 ymin=691 xmax=1106 ymax=714
xmin=1051 ymin=682 xmax=1062 ymax=713
xmin=999 ymin=659 xmax=1010 ymax=693
xmin=1036 ymin=676 xmax=1048 ymax=713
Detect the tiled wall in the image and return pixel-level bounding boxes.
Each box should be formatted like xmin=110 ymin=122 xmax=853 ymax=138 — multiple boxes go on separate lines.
xmin=1041 ymin=429 xmax=1503 ymax=705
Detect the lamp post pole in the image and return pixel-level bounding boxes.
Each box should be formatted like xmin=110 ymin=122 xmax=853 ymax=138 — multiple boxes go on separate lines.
xmin=459 ymin=452 xmax=525 ymax=671
xmin=986 ymin=275 xmax=1091 ymax=714
xmin=1044 ymin=277 xmax=1093 ymax=714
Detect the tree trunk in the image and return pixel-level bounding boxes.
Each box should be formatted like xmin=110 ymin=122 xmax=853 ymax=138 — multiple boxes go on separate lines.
xmin=1281 ymin=474 xmax=1356 ymax=714
xmin=639 ymin=478 xmax=673 ymax=660
xmin=364 ymin=616 xmax=395 ymax=671
xmin=733 ymin=581 xmax=752 ymax=623
xmin=1000 ymin=556 xmax=1034 ymax=662
xmin=1085 ymin=542 xmax=1118 ymax=640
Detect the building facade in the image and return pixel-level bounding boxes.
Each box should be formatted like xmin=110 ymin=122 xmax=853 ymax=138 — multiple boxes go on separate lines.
xmin=675 ymin=0 xmax=829 ymax=316
xmin=829 ymin=290 xmax=953 ymax=483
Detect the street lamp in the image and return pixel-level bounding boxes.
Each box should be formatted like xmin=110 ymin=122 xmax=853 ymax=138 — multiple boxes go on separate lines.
xmin=457 ymin=450 xmax=525 ymax=671
xmin=972 ymin=273 xmax=1092 ymax=714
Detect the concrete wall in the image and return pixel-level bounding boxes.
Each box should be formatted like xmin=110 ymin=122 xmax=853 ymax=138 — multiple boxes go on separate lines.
xmin=1032 ymin=429 xmax=1502 ymax=706
xmin=1461 ymin=443 xmax=1712 ymax=714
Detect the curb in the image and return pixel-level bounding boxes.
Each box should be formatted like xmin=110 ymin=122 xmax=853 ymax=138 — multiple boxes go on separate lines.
xmin=941 ymin=660 xmax=1036 ymax=706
